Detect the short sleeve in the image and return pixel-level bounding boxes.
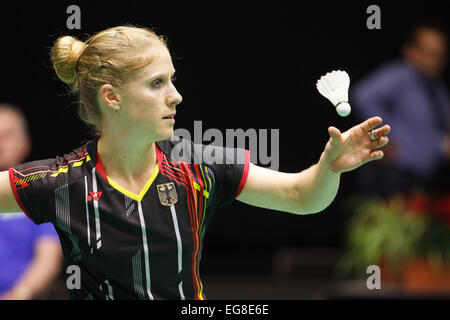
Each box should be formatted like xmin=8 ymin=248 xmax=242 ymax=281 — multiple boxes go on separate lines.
xmin=34 ymin=222 xmax=60 ymax=241
xmin=202 ymin=144 xmax=250 ymax=209
xmin=9 ymin=158 xmax=68 ymax=225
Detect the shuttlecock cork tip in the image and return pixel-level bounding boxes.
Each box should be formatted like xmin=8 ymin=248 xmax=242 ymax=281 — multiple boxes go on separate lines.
xmin=336 ymin=102 xmax=351 ymax=117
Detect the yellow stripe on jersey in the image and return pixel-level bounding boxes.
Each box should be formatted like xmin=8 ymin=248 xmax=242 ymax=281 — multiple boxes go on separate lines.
xmin=50 ymin=167 xmax=69 ymax=177
xmin=72 ymin=160 xmax=84 ymax=167
xmin=49 ymin=154 xmax=89 ymax=177
xmin=193 ymin=181 xmax=209 ymax=199
xmin=107 ymin=164 xmax=160 ymax=202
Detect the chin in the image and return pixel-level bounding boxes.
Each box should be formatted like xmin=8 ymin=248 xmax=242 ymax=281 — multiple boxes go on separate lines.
xmin=154 ymin=130 xmax=174 ymax=142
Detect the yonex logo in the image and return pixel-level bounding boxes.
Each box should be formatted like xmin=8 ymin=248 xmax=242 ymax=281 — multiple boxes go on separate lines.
xmin=87 ymin=192 xmax=102 ymax=201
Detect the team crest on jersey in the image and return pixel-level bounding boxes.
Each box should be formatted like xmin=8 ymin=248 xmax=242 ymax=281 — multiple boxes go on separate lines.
xmin=157 ymin=182 xmax=178 ymax=206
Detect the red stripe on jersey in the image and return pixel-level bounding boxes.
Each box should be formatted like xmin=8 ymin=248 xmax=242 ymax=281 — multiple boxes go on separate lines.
xmin=184 ymin=178 xmax=200 ymax=298
xmin=95 ymin=152 xmax=109 ymax=182
xmin=195 ymin=180 xmax=205 ymax=300
xmin=8 ymin=168 xmax=33 ymax=221
xmin=161 ymin=159 xmax=184 ymax=179
xmin=193 ymin=164 xmax=205 ymax=189
xmin=155 ymin=142 xmax=164 ymax=171
xmin=163 ymin=164 xmax=184 ymax=179
xmin=157 ymin=153 xmax=193 ymax=192
xmin=159 ymin=157 xmax=189 ymax=189
xmin=14 ymin=155 xmax=89 ymax=176
xmin=14 ymin=165 xmax=52 ymax=173
xmin=64 ymin=148 xmax=87 ymax=160
xmin=189 ymin=178 xmax=202 ymax=299
xmin=160 ymin=168 xmax=188 ymax=189
xmin=177 ymin=161 xmax=195 ymax=179
xmin=158 ymin=148 xmax=192 ymax=184
xmin=188 ymin=171 xmax=208 ymax=300
xmin=235 ymin=149 xmax=250 ymax=198
xmin=155 ymin=144 xmax=206 ymax=299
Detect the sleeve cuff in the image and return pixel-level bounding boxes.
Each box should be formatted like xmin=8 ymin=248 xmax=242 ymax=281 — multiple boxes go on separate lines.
xmin=8 ymin=168 xmax=33 ymax=222
xmin=235 ymin=149 xmax=250 ymax=198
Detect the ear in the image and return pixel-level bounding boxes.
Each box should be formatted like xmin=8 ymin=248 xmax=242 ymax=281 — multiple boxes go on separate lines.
xmin=99 ymin=84 xmax=121 ymax=111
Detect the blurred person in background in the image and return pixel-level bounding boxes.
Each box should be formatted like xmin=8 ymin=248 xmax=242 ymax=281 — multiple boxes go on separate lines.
xmin=0 ymin=104 xmax=63 ymax=300
xmin=351 ymin=19 xmax=450 ymax=197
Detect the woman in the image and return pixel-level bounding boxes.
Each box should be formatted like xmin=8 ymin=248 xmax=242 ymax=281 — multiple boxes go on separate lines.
xmin=0 ymin=25 xmax=390 ymax=299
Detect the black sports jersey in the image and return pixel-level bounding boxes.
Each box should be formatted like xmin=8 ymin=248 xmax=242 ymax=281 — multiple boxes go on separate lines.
xmin=9 ymin=136 xmax=250 ymax=300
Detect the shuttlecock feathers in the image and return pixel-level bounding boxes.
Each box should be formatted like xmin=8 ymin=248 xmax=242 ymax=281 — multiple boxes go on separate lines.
xmin=316 ymin=70 xmax=351 ymax=117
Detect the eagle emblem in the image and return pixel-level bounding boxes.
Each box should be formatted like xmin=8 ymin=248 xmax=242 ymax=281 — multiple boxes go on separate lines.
xmin=157 ymin=182 xmax=178 ymax=206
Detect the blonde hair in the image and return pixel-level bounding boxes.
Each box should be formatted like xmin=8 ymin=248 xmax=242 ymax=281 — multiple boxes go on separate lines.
xmin=51 ymin=25 xmax=168 ymax=133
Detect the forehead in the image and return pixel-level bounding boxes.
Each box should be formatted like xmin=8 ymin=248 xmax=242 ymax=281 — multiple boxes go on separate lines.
xmin=133 ymin=45 xmax=175 ymax=80
xmin=416 ymin=29 xmax=447 ymax=46
xmin=0 ymin=109 xmax=22 ymax=122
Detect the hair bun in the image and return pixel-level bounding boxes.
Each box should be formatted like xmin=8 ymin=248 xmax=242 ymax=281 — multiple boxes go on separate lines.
xmin=51 ymin=36 xmax=86 ymax=86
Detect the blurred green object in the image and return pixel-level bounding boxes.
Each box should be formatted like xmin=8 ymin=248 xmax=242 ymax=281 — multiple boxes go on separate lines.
xmin=337 ymin=192 xmax=450 ymax=279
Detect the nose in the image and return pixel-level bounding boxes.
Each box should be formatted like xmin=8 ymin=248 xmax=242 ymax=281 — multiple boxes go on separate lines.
xmin=167 ymin=83 xmax=183 ymax=107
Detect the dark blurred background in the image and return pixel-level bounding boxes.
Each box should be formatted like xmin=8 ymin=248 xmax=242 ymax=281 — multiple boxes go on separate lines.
xmin=0 ymin=1 xmax=448 ymax=299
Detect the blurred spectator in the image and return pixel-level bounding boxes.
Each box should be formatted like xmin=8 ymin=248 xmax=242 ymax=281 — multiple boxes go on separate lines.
xmin=351 ymin=19 xmax=450 ymax=197
xmin=0 ymin=104 xmax=63 ymax=300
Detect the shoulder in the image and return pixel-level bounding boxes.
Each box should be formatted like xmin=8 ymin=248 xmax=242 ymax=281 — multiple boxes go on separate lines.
xmin=11 ymin=138 xmax=95 ymax=185
xmin=371 ymin=60 xmax=416 ymax=82
xmin=156 ymin=135 xmax=247 ymax=168
xmin=353 ymin=60 xmax=415 ymax=96
xmin=156 ymin=135 xmax=199 ymax=163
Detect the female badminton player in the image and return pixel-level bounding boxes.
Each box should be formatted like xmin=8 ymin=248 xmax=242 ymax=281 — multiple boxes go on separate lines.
xmin=0 ymin=25 xmax=390 ymax=299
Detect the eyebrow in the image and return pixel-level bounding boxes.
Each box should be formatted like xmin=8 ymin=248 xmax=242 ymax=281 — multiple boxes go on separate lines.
xmin=147 ymin=69 xmax=176 ymax=81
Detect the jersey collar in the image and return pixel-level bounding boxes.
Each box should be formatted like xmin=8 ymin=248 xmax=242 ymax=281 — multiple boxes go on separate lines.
xmin=84 ymin=136 xmax=165 ymax=202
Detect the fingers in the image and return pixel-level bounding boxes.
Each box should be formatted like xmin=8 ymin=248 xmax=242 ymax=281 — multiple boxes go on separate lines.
xmin=372 ymin=136 xmax=389 ymax=149
xmin=370 ymin=124 xmax=391 ymax=140
xmin=368 ymin=150 xmax=384 ymax=161
xmin=360 ymin=116 xmax=383 ymax=132
xmin=368 ymin=136 xmax=388 ymax=162
xmin=328 ymin=126 xmax=342 ymax=146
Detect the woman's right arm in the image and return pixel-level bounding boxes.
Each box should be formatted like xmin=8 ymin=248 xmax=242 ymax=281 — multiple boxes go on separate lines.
xmin=0 ymin=170 xmax=22 ymax=213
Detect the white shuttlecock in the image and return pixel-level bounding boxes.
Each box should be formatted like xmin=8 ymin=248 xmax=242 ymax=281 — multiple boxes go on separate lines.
xmin=316 ymin=70 xmax=351 ymax=117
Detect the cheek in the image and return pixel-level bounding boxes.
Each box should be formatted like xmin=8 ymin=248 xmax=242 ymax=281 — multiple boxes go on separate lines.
xmin=0 ymin=142 xmax=21 ymax=161
xmin=123 ymin=88 xmax=160 ymax=116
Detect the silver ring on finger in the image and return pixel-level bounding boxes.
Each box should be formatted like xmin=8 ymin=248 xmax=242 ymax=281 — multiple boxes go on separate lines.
xmin=370 ymin=130 xmax=377 ymax=141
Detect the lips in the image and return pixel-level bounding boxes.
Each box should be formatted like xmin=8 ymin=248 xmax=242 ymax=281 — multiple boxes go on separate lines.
xmin=163 ymin=112 xmax=176 ymax=119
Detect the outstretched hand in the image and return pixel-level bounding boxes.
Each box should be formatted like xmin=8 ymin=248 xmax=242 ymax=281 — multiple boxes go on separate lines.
xmin=321 ymin=116 xmax=391 ymax=174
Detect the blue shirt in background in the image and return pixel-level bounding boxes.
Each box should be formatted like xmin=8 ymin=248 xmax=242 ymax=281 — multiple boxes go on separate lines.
xmin=0 ymin=212 xmax=59 ymax=295
xmin=351 ymin=60 xmax=450 ymax=178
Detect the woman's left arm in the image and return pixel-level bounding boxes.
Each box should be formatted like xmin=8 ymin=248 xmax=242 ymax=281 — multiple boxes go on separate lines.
xmin=236 ymin=116 xmax=391 ymax=214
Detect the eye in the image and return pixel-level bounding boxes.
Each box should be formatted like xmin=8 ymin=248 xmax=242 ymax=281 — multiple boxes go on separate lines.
xmin=152 ymin=79 xmax=163 ymax=88
xmin=151 ymin=74 xmax=177 ymax=89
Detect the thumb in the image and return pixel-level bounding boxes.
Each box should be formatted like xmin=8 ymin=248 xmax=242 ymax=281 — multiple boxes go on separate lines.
xmin=328 ymin=126 xmax=342 ymax=146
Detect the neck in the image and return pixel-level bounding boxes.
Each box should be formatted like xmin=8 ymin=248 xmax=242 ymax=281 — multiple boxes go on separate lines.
xmin=97 ymin=128 xmax=158 ymax=183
